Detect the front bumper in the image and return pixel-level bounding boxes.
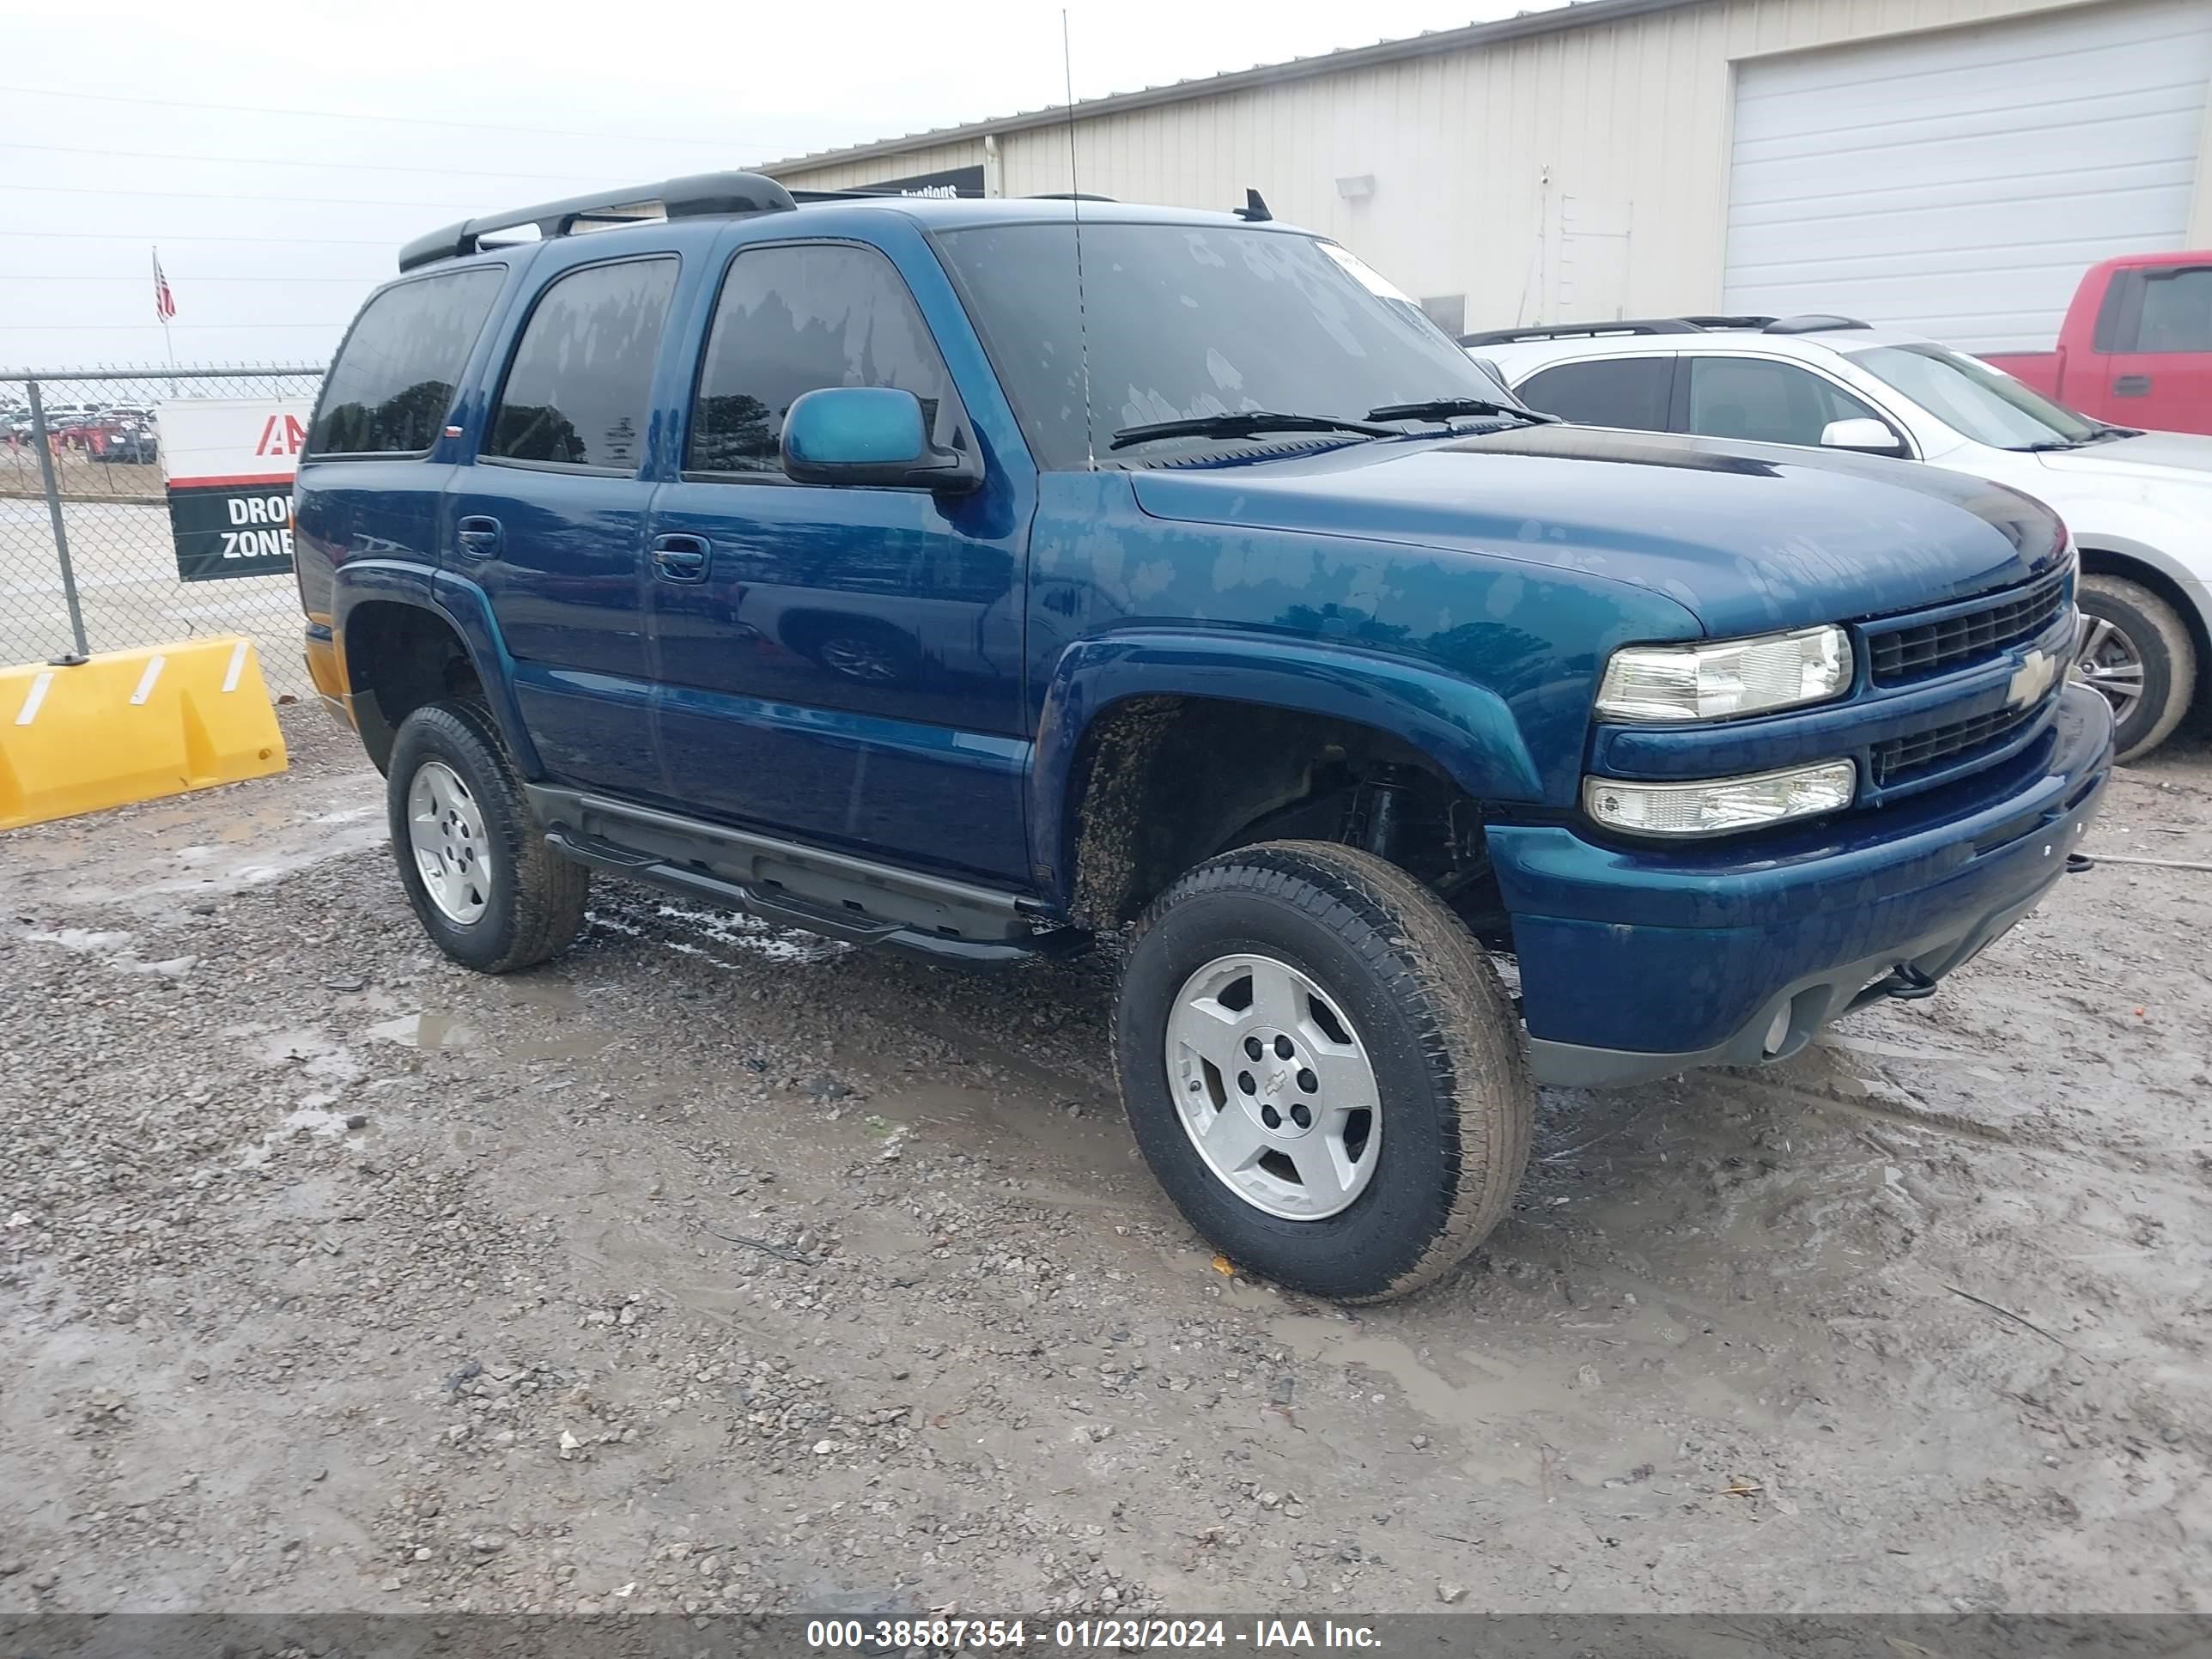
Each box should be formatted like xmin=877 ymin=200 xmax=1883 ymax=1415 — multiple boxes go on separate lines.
xmin=1492 ymin=683 xmax=2114 ymax=1089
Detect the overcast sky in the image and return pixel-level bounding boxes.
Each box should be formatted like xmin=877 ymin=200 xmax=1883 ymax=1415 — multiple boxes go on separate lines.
xmin=0 ymin=0 xmax=1561 ymax=372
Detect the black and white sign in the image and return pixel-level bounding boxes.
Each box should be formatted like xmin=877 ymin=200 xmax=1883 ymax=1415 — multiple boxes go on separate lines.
xmin=866 ymin=166 xmax=985 ymax=198
xmin=157 ymin=398 xmax=313 ymax=582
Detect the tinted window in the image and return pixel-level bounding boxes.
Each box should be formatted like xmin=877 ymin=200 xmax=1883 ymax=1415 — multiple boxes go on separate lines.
xmin=1684 ymin=357 xmax=1886 ymax=447
xmin=488 ymin=257 xmax=678 ymax=470
xmin=935 ymin=223 xmax=1507 ymax=471
xmin=1517 ymin=357 xmax=1672 ymax=430
xmin=2135 ymin=268 xmax=2212 ymax=353
xmin=308 ymin=267 xmax=503 ymax=456
xmin=689 ymin=244 xmax=955 ymax=475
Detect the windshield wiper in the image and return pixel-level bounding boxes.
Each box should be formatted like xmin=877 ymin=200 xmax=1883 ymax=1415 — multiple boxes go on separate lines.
xmin=1366 ymin=397 xmax=1559 ymax=427
xmin=1107 ymin=411 xmax=1395 ymax=451
xmin=2015 ymin=424 xmax=2142 ymax=452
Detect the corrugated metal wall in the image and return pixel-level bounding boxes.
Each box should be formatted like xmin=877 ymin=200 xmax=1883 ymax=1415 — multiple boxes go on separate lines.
xmin=783 ymin=0 xmax=2203 ymax=334
xmin=779 ymin=139 xmax=987 ymax=193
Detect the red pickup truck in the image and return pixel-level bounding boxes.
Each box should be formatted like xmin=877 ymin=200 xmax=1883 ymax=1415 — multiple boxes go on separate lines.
xmin=1984 ymin=252 xmax=2212 ymax=434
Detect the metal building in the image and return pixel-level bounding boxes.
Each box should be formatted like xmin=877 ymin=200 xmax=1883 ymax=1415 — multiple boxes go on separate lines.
xmin=763 ymin=0 xmax=2212 ymax=352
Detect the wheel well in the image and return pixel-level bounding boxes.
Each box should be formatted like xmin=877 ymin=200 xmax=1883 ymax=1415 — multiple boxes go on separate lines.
xmin=1064 ymin=695 xmax=1501 ymax=933
xmin=343 ymin=602 xmax=483 ymax=774
xmin=2078 ymin=546 xmax=2212 ymax=698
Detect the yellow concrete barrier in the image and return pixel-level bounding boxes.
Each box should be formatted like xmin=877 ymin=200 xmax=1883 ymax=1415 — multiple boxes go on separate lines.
xmin=0 ymin=636 xmax=288 ymax=830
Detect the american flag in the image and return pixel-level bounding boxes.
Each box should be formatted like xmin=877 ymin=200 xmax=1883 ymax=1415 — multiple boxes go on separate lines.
xmin=152 ymin=249 xmax=176 ymax=322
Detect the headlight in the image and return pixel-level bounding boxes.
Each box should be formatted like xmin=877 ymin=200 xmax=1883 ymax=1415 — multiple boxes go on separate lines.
xmin=1596 ymin=625 xmax=1851 ymax=722
xmin=1583 ymin=759 xmax=1856 ymax=836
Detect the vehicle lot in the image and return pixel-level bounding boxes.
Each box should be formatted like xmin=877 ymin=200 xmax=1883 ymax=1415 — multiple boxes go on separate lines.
xmin=0 ymin=710 xmax=2207 ymax=1616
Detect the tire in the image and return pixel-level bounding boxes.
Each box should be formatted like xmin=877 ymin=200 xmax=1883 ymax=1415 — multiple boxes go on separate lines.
xmin=386 ymin=700 xmax=589 ymax=974
xmin=1114 ymin=839 xmax=1534 ymax=1303
xmin=2078 ymin=574 xmax=2197 ymax=763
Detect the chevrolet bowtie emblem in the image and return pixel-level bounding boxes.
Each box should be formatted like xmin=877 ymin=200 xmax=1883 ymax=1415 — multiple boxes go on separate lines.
xmin=2006 ymin=647 xmax=2057 ymax=709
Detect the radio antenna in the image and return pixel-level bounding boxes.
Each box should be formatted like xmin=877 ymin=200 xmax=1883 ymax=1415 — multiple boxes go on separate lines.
xmin=1061 ymin=9 xmax=1096 ymax=470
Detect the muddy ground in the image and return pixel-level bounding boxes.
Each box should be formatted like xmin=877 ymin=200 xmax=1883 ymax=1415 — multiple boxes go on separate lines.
xmin=1 ymin=707 xmax=2207 ymax=1617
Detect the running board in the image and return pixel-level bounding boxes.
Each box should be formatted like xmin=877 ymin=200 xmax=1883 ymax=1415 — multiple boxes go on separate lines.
xmin=529 ymin=787 xmax=1083 ymax=969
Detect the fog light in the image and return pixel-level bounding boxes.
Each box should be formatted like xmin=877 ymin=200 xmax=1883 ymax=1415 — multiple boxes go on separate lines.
xmin=1583 ymin=758 xmax=1856 ymax=836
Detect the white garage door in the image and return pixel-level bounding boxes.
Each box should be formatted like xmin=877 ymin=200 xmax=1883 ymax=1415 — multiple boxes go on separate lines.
xmin=1723 ymin=0 xmax=2212 ymax=354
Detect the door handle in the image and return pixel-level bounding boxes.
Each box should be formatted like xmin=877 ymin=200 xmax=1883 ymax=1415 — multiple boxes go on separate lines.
xmin=652 ymin=533 xmax=711 ymax=581
xmin=455 ymin=514 xmax=501 ymax=559
xmin=2113 ymin=374 xmax=2152 ymax=398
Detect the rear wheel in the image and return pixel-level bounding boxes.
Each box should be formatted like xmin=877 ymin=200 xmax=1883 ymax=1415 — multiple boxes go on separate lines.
xmin=386 ymin=700 xmax=589 ymax=974
xmin=2076 ymin=574 xmax=2196 ymax=763
xmin=1114 ymin=840 xmax=1533 ymax=1302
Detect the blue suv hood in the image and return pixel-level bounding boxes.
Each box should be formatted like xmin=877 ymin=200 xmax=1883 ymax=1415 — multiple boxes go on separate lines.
xmin=1129 ymin=423 xmax=2066 ymax=639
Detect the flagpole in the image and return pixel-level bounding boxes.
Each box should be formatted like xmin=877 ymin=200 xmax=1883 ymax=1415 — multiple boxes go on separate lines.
xmin=153 ymin=245 xmax=177 ymax=394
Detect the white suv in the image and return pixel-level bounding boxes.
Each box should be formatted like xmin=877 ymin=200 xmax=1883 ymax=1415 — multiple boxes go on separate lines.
xmin=1471 ymin=315 xmax=2211 ymax=761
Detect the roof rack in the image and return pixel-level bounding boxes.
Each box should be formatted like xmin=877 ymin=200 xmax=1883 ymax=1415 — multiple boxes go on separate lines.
xmin=1460 ymin=311 xmax=1873 ymax=347
xmin=1680 ymin=313 xmax=1778 ymax=331
xmin=1762 ymin=313 xmax=1870 ymax=334
xmin=1458 ymin=318 xmax=1706 ymax=346
xmin=398 ymin=171 xmax=797 ymax=273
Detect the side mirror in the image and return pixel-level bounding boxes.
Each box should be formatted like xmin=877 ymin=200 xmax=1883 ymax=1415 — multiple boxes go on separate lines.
xmin=1820 ymin=416 xmax=1907 ymax=458
xmin=780 ymin=387 xmax=981 ymax=491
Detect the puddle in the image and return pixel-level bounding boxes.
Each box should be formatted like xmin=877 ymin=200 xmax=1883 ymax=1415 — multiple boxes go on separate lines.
xmin=12 ymin=775 xmax=391 ymax=917
xmin=1268 ymin=1319 xmax=1477 ymax=1427
xmin=1266 ymin=1306 xmax=1774 ymax=1466
xmin=884 ymin=1080 xmax=1130 ymax=1176
xmin=367 ymin=1012 xmax=483 ymax=1051
xmin=23 ymin=927 xmax=136 ymax=955
xmin=237 ymin=1097 xmax=368 ymax=1168
xmin=245 ymin=1027 xmax=368 ymax=1085
xmin=16 ymin=926 xmax=196 ymax=976
xmin=362 ymin=1006 xmax=607 ymax=1063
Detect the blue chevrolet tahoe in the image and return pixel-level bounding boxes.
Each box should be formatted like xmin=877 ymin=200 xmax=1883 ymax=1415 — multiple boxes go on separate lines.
xmin=296 ymin=171 xmax=2112 ymax=1301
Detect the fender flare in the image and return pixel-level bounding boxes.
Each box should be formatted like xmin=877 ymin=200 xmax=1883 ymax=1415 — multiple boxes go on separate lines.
xmin=330 ymin=562 xmax=544 ymax=778
xmin=1028 ymin=629 xmax=1544 ymax=901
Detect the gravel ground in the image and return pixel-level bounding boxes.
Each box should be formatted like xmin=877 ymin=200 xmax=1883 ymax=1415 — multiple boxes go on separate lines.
xmin=1 ymin=704 xmax=2207 ymax=1616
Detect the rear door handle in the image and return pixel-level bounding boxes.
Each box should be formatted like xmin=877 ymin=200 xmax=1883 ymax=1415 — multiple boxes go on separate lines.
xmin=455 ymin=514 xmax=501 ymax=559
xmin=652 ymin=533 xmax=711 ymax=581
xmin=2113 ymin=374 xmax=2152 ymax=398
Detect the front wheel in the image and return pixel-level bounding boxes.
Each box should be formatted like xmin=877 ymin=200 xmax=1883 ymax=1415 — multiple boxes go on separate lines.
xmin=386 ymin=701 xmax=589 ymax=974
xmin=2076 ymin=574 xmax=2197 ymax=763
xmin=1114 ymin=840 xmax=1534 ymax=1303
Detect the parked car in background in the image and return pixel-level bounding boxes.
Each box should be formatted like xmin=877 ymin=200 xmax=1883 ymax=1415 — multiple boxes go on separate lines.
xmin=1474 ymin=314 xmax=2210 ymax=761
xmin=300 ymin=172 xmax=2112 ymax=1302
xmin=52 ymin=410 xmax=155 ymax=463
xmin=1982 ymin=252 xmax=2211 ymax=436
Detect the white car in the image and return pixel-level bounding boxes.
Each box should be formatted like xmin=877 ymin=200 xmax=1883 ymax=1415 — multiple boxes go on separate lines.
xmin=1470 ymin=315 xmax=2210 ymax=761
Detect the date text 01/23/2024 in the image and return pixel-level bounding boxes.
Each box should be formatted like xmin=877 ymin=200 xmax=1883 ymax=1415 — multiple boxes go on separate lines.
xmin=804 ymin=1620 xmax=1384 ymax=1650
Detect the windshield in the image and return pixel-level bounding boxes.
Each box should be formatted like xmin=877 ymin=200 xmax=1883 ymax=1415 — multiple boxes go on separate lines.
xmin=935 ymin=222 xmax=1510 ymax=469
xmin=1847 ymin=343 xmax=2101 ymax=449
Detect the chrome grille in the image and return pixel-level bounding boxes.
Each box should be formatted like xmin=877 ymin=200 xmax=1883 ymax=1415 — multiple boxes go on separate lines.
xmin=1865 ymin=569 xmax=2069 ymax=685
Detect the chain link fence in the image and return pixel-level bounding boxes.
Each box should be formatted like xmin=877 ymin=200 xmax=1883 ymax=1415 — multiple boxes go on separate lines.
xmin=1 ymin=364 xmax=325 ymax=698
